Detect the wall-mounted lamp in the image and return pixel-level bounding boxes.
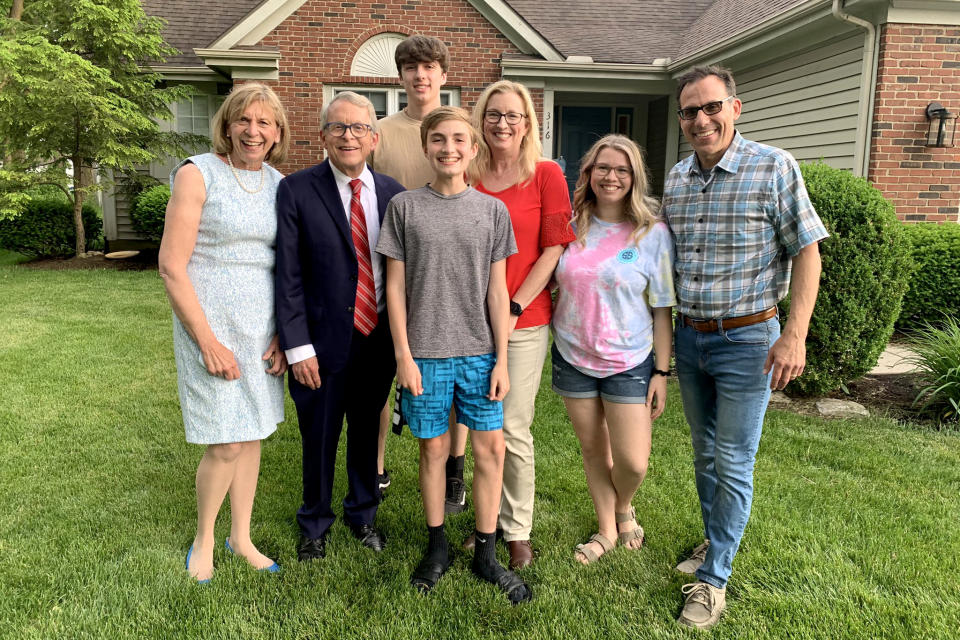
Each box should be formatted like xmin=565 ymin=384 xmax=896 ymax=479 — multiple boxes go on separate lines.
xmin=925 ymin=102 xmax=957 ymax=148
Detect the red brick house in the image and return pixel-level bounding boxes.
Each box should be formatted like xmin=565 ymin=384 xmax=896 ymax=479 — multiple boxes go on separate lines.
xmin=103 ymin=0 xmax=960 ymax=247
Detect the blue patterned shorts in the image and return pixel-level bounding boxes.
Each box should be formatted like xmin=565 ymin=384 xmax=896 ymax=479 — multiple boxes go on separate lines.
xmin=402 ymin=353 xmax=503 ymax=439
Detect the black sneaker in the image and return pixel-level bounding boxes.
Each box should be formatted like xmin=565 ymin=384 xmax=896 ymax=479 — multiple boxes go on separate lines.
xmin=444 ymin=476 xmax=466 ymax=514
xmin=377 ymin=469 xmax=391 ymax=491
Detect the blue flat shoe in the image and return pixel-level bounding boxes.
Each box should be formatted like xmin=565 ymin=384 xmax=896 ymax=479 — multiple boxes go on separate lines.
xmin=185 ymin=545 xmax=212 ymax=584
xmin=225 ymin=537 xmax=280 ymax=573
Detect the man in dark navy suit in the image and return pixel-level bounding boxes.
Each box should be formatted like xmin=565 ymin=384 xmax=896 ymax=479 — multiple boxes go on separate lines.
xmin=276 ymin=91 xmax=404 ymax=560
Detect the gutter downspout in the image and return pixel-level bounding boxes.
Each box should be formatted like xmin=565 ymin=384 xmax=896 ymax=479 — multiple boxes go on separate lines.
xmin=832 ymin=0 xmax=878 ymax=177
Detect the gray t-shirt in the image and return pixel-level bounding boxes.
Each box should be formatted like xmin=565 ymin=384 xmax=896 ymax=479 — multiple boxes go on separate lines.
xmin=376 ymin=186 xmax=517 ymax=359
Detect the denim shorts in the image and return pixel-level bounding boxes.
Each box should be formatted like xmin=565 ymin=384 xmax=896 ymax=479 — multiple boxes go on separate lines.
xmin=402 ymin=353 xmax=503 ymax=439
xmin=551 ymin=343 xmax=653 ymax=404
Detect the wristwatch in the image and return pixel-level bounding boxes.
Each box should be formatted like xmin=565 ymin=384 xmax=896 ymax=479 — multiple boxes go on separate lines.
xmin=652 ymin=368 xmax=671 ymax=377
xmin=510 ymin=300 xmax=524 ymax=317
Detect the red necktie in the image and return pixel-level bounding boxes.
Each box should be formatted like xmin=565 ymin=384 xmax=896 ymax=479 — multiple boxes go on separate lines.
xmin=349 ymin=178 xmax=378 ymax=335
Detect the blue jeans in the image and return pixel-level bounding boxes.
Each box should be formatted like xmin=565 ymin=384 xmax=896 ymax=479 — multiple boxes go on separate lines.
xmin=674 ymin=315 xmax=780 ymax=588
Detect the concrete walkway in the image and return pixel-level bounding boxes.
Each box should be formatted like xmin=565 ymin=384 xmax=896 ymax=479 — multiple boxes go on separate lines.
xmin=869 ymin=343 xmax=920 ymax=375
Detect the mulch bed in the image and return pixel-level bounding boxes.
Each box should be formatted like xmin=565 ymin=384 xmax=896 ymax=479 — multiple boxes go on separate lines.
xmin=21 ymin=252 xmax=158 ymax=271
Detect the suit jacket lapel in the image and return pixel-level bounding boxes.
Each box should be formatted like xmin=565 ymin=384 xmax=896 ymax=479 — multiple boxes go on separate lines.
xmin=373 ymin=170 xmax=390 ymax=224
xmin=311 ymin=161 xmax=353 ymax=250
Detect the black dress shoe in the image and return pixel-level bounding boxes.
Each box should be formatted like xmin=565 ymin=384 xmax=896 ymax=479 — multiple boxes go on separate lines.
xmin=349 ymin=523 xmax=386 ymax=552
xmin=297 ymin=533 xmax=327 ymax=561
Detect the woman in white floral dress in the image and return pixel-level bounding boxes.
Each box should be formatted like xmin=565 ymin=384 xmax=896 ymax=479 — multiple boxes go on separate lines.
xmin=159 ymin=83 xmax=290 ymax=583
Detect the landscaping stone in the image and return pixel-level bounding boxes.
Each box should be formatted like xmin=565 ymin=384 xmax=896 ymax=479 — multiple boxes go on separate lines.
xmin=816 ymin=399 xmax=870 ymax=418
xmin=769 ymin=391 xmax=793 ymax=405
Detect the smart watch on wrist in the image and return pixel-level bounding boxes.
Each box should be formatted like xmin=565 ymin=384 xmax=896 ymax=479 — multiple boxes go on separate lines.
xmin=510 ymin=300 xmax=524 ymax=317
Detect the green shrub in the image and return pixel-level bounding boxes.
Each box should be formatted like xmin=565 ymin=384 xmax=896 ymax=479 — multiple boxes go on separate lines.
xmin=897 ymin=222 xmax=960 ymax=331
xmin=130 ymin=184 xmax=170 ymax=243
xmin=908 ymin=316 xmax=960 ymax=425
xmin=784 ymin=163 xmax=913 ymax=396
xmin=0 ymin=197 xmax=102 ymax=257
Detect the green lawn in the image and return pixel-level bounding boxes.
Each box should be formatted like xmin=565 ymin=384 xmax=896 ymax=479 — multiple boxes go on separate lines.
xmin=1 ymin=265 xmax=958 ymax=639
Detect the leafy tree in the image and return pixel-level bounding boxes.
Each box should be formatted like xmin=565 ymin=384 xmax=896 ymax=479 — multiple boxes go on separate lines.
xmin=0 ymin=0 xmax=206 ymax=254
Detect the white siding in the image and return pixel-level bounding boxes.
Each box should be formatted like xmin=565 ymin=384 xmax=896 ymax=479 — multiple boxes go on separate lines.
xmin=680 ymin=31 xmax=865 ymax=170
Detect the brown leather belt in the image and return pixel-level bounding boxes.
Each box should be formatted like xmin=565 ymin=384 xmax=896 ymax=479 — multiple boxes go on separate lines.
xmin=682 ymin=307 xmax=776 ymax=332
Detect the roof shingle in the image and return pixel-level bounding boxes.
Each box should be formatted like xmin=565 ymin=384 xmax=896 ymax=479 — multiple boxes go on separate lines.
xmin=144 ymin=0 xmax=265 ymax=66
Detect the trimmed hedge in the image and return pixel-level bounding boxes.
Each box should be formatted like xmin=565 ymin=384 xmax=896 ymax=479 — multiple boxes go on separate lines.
xmin=784 ymin=163 xmax=912 ymax=396
xmin=130 ymin=184 xmax=170 ymax=243
xmin=897 ymin=222 xmax=960 ymax=331
xmin=0 ymin=197 xmax=102 ymax=257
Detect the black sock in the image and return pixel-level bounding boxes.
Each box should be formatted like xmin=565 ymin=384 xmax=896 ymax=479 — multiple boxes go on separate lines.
xmin=446 ymin=455 xmax=465 ymax=481
xmin=427 ymin=524 xmax=448 ymax=561
xmin=472 ymin=529 xmax=497 ymax=567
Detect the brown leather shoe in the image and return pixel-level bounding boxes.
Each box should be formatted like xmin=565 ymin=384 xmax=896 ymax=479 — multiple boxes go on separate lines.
xmin=508 ymin=540 xmax=534 ymax=569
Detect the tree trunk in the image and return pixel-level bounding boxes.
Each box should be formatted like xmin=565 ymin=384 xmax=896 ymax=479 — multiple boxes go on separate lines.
xmin=72 ymin=155 xmax=87 ymax=256
xmin=8 ymin=0 xmax=24 ymax=20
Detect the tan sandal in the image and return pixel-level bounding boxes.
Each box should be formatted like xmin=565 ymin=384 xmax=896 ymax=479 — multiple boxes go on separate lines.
xmin=615 ymin=506 xmax=645 ymax=548
xmin=574 ymin=533 xmax=615 ymax=564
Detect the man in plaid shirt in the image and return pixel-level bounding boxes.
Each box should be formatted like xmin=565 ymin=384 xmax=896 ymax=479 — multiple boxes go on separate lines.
xmin=662 ymin=65 xmax=828 ymax=630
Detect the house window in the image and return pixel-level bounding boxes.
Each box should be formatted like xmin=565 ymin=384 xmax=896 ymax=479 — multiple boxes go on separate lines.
xmin=333 ymin=88 xmax=457 ymax=119
xmin=176 ymin=96 xmax=221 ymax=136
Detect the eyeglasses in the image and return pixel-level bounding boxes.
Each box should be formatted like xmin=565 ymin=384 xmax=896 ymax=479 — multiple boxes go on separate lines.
xmin=592 ymin=164 xmax=632 ymax=178
xmin=677 ymin=96 xmax=735 ymax=121
xmin=484 ymin=110 xmax=526 ymax=125
xmin=324 ymin=122 xmax=374 ymax=138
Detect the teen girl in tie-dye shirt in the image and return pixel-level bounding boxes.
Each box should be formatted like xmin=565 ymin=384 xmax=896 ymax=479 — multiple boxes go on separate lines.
xmin=551 ymin=134 xmax=675 ymax=565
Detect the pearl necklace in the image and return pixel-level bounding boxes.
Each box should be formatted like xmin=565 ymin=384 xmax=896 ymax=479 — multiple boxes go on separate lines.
xmin=226 ymin=152 xmax=265 ymax=194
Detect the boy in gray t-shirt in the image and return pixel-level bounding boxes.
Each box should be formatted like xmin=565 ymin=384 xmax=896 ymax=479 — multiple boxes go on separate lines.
xmin=376 ymin=107 xmax=530 ymax=603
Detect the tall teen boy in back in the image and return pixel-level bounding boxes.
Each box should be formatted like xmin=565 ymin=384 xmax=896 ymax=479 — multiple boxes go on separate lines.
xmin=376 ymin=107 xmax=531 ymax=603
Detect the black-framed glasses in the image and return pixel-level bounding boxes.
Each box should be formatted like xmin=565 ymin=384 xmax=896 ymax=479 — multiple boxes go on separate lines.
xmin=484 ymin=110 xmax=526 ymax=125
xmin=324 ymin=122 xmax=373 ymax=138
xmin=592 ymin=164 xmax=632 ymax=178
xmin=677 ymin=96 xmax=735 ymax=121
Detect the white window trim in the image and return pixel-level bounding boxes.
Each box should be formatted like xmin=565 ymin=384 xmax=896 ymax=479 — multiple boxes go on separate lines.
xmin=323 ymin=85 xmax=461 ymax=119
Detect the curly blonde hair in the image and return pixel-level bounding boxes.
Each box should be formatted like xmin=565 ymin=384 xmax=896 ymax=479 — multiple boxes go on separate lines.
xmin=572 ymin=134 xmax=660 ymax=246
xmin=468 ymin=80 xmax=542 ymax=186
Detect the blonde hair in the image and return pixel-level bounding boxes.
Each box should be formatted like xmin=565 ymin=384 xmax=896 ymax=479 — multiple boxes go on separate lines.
xmin=572 ymin=134 xmax=660 ymax=246
xmin=468 ymin=80 xmax=542 ymax=186
xmin=420 ymin=106 xmax=478 ymax=147
xmin=212 ymin=83 xmax=289 ymax=165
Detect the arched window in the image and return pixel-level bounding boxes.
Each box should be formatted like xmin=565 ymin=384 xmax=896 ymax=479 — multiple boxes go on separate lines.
xmin=349 ymin=33 xmax=406 ymax=77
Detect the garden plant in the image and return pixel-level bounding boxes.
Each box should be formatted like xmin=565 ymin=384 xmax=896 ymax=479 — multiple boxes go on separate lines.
xmin=0 ymin=196 xmax=101 ymax=257
xmin=897 ymin=222 xmax=960 ymax=331
xmin=908 ymin=315 xmax=960 ymax=425
xmin=130 ymin=184 xmax=170 ymax=244
xmin=784 ymin=162 xmax=912 ymax=396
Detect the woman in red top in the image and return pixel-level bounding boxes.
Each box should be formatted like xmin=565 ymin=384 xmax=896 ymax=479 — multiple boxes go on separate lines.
xmin=460 ymin=80 xmax=576 ymax=569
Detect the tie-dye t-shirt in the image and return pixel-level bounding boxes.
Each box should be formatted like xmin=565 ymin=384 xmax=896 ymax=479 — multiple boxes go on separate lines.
xmin=552 ymin=218 xmax=676 ymax=378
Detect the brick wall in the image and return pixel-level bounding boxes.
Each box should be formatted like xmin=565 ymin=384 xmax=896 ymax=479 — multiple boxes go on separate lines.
xmin=869 ymin=23 xmax=960 ymax=223
xmin=244 ymin=0 xmax=532 ymax=173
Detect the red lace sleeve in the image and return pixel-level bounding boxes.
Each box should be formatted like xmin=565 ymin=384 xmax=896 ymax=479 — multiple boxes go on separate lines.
xmin=536 ymin=161 xmax=575 ymax=247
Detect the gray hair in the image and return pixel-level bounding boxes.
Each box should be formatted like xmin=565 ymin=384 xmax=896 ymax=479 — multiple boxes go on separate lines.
xmin=675 ymin=65 xmax=737 ymax=102
xmin=320 ymin=91 xmax=378 ymax=132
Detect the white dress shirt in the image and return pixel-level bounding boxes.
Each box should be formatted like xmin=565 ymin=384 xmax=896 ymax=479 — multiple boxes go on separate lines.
xmin=285 ymin=163 xmax=383 ymax=365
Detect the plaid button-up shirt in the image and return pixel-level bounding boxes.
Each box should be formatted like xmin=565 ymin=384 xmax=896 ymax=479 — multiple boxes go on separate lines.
xmin=662 ymin=132 xmax=828 ymax=319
